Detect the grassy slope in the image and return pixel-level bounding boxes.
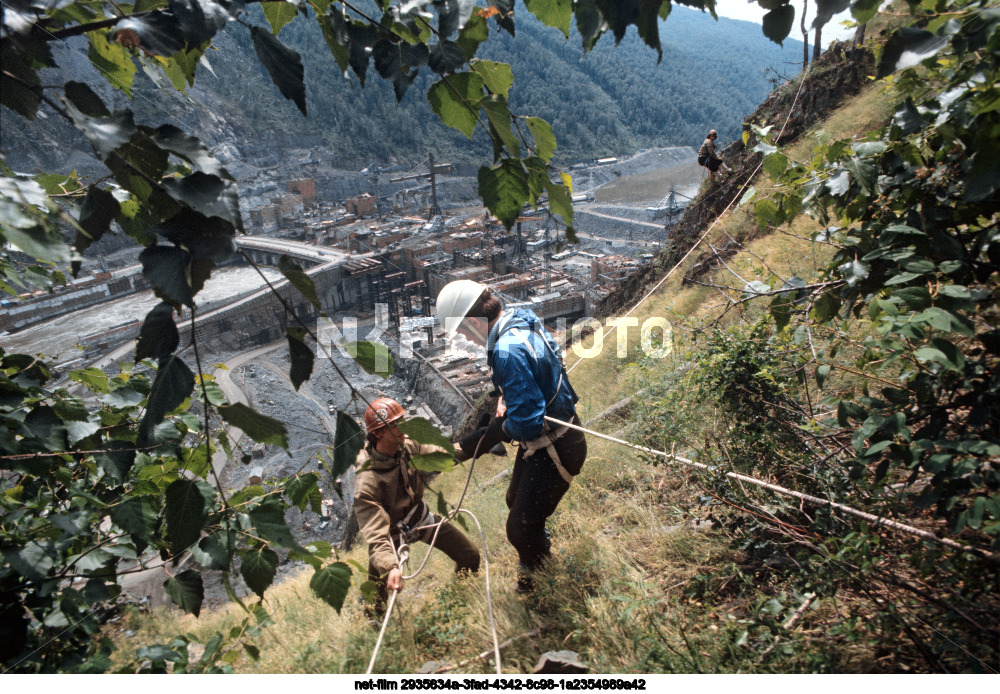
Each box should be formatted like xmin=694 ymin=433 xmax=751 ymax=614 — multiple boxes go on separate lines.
xmin=109 ymin=72 xmax=901 ymax=676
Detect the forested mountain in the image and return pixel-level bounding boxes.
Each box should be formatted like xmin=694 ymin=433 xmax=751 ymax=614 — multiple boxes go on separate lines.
xmin=2 ymin=4 xmax=802 ymax=172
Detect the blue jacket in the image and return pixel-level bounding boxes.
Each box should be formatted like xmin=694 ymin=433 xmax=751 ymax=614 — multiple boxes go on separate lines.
xmin=487 ymin=309 xmax=578 ymax=441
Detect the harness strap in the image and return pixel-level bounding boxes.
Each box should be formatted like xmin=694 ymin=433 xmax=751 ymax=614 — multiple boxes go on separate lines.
xmin=521 ymin=424 xmax=574 ymax=484
xmin=397 ymin=502 xmax=433 ymax=544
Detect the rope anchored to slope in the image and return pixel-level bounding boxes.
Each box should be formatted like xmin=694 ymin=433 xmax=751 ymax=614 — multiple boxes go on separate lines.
xmin=543 ymin=415 xmax=1000 ymax=565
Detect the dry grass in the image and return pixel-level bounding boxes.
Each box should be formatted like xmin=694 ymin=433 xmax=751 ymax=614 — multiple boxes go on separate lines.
xmin=107 ymin=57 xmax=907 ymax=674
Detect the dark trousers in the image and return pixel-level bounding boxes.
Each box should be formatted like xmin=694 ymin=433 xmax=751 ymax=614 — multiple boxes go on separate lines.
xmin=369 ymin=520 xmax=480 ymax=610
xmin=505 ymin=418 xmax=587 ymax=571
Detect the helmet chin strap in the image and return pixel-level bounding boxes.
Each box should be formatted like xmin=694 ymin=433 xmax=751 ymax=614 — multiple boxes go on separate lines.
xmin=459 ymin=316 xmax=489 ymax=345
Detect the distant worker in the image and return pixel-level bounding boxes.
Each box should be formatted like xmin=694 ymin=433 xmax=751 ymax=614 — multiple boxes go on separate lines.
xmin=698 ymin=129 xmax=733 ymax=180
xmin=354 ymin=397 xmax=480 ymax=613
xmin=437 ymin=281 xmax=587 ymax=592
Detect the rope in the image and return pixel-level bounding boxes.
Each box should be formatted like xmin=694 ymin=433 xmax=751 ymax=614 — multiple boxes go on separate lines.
xmin=366 ymin=585 xmax=399 ymax=674
xmin=567 ymin=62 xmax=814 ymax=375
xmin=363 ymin=431 xmax=503 ymax=673
xmin=543 ymin=416 xmax=1000 ymax=565
xmin=365 ymin=508 xmax=501 ymax=674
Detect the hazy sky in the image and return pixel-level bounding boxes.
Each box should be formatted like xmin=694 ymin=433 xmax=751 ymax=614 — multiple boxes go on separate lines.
xmin=712 ymin=0 xmax=857 ymax=44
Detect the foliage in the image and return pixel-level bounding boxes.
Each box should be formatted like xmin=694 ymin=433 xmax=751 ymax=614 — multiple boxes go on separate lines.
xmin=0 ymin=348 xmax=352 ymax=671
xmin=752 ymin=0 xmax=1000 ymax=544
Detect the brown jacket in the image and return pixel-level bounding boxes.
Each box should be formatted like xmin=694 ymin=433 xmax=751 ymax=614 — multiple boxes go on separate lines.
xmin=353 ymin=437 xmax=447 ymax=576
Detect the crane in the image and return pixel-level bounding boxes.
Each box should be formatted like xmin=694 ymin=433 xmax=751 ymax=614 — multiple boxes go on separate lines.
xmin=389 ymin=152 xmax=452 ymax=220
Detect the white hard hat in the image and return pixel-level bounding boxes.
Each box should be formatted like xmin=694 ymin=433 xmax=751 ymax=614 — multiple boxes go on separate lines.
xmin=435 ymin=280 xmax=487 ymax=337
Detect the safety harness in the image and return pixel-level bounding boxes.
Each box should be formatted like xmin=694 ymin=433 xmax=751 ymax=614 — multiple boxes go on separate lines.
xmin=490 ymin=313 xmax=579 ymax=484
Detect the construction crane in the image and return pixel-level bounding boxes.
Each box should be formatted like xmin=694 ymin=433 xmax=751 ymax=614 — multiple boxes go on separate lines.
xmin=360 ymin=162 xmax=383 ymax=218
xmin=389 ymin=152 xmax=452 ymax=220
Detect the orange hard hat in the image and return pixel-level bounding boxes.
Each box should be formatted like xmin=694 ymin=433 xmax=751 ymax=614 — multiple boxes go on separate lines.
xmin=364 ymin=397 xmax=405 ymax=433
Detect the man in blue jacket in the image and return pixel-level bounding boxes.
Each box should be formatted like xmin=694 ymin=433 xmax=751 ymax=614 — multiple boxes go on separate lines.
xmin=437 ymin=280 xmax=587 ymax=591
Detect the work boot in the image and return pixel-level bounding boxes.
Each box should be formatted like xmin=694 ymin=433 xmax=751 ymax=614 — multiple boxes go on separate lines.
xmin=516 ymin=564 xmax=534 ymax=594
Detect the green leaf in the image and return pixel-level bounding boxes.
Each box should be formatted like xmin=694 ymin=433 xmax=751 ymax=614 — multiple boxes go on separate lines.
xmin=65 ymin=80 xmax=111 ymax=117
xmin=345 ymin=341 xmax=394 ymax=377
xmin=248 ymin=495 xmax=296 ymax=547
xmin=286 ymin=472 xmax=322 ymax=513
xmin=190 ymin=529 xmax=235 ymax=571
xmin=410 ymin=451 xmax=455 ymax=473
xmin=251 ymin=26 xmax=307 ymax=116
xmin=333 ymin=411 xmax=364 ymax=479
xmin=850 ymin=0 xmax=880 ymax=23
xmin=754 ymin=198 xmax=783 ymax=232
xmin=478 ymin=160 xmax=530 ymax=229
xmin=966 ymin=136 xmax=1000 ymax=203
xmin=287 ymin=327 xmax=314 ymax=391
xmin=278 ymin=255 xmax=320 ymax=309
xmin=545 ymin=173 xmax=574 ymax=227
xmin=915 ymin=307 xmax=974 ymax=337
xmin=261 ymin=1 xmax=298 ymax=34
xmin=398 ymin=417 xmax=454 ymax=452
xmin=162 ymin=172 xmax=241 ymax=229
xmin=140 ymin=245 xmax=193 ymax=308
xmin=139 ymin=355 xmax=195 ymax=445
xmin=310 ymin=562 xmax=352 ymax=613
xmin=165 ymin=479 xmax=208 ymax=555
xmin=135 ymin=302 xmax=179 ymax=363
xmin=240 ymin=545 xmax=279 ymax=597
xmin=428 ymin=72 xmax=485 ymax=139
xmin=843 ymin=156 xmax=876 ymax=195
xmin=816 ymin=364 xmax=831 ymax=389
xmin=345 ymin=19 xmax=378 ymax=85
xmin=0 ymin=42 xmax=40 ymax=119
xmin=217 ymin=403 xmax=289 ymax=449
xmin=94 ymin=440 xmax=137 ymax=483
xmin=483 ymin=97 xmax=520 ymax=158
xmin=636 ymin=0 xmax=665 ymax=59
xmin=455 ymin=13 xmax=488 ymax=58
xmin=161 ymin=43 xmax=207 ymax=90
xmin=64 ymin=104 xmax=137 ymax=161
xmin=74 ymin=185 xmax=121 ymax=269
xmin=877 ymin=27 xmax=941 ymax=79
xmin=34 ymin=172 xmax=82 ymax=196
xmin=428 ymin=40 xmax=466 ymax=75
xmin=526 ymin=117 xmax=556 ymax=162
xmin=6 ymin=540 xmax=56 ymax=582
xmin=110 ymin=495 xmax=159 ymax=547
xmin=770 ymin=293 xmax=792 ymax=332
xmin=763 ymin=152 xmax=788 ymax=179
xmin=471 ymin=60 xmax=514 ymax=97
xmin=164 ymin=569 xmax=204 ymax=617
xmin=152 ymin=124 xmax=228 ymax=178
xmin=87 ymin=31 xmax=136 ymax=96
xmin=317 ymin=12 xmax=349 ymax=71
xmin=761 ymin=5 xmax=795 ymax=45
xmin=70 ymin=367 xmax=110 ymax=393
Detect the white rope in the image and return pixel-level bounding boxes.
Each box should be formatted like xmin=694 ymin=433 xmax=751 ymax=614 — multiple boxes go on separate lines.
xmin=457 ymin=508 xmax=502 ymax=674
xmin=366 ymin=587 xmax=399 ymax=674
xmin=364 ymin=509 xmax=502 ymax=674
xmin=543 ymin=415 xmax=1000 ymax=564
xmin=567 ymin=62 xmax=814 ymax=375
xmin=364 ymin=429 xmax=502 ymax=674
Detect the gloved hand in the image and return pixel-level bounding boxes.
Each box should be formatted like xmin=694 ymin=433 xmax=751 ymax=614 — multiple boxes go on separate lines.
xmin=454 ymin=416 xmax=511 ymax=461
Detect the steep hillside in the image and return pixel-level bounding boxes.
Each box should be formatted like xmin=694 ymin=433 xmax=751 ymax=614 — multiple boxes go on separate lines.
xmin=108 ymin=5 xmax=1000 ymax=672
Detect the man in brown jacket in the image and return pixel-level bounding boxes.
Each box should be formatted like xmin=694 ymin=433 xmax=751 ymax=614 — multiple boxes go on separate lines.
xmin=354 ymin=397 xmax=480 ymax=612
